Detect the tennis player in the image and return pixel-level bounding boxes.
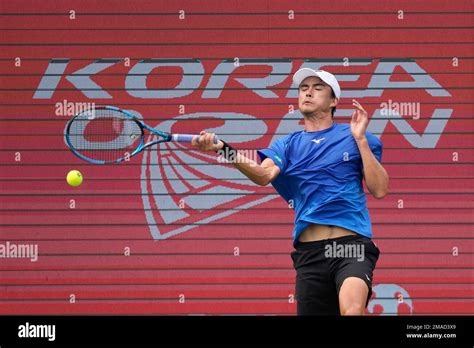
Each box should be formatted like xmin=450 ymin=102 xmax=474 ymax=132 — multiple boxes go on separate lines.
xmin=192 ymin=68 xmax=389 ymax=315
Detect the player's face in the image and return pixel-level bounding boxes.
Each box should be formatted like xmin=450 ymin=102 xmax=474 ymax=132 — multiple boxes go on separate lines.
xmin=298 ymin=76 xmax=337 ymax=116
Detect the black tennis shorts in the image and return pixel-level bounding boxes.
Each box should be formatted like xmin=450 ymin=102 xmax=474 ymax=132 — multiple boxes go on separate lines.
xmin=291 ymin=234 xmax=380 ymax=315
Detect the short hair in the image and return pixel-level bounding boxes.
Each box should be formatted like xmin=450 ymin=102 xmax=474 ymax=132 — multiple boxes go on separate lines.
xmin=330 ymin=89 xmax=336 ymax=117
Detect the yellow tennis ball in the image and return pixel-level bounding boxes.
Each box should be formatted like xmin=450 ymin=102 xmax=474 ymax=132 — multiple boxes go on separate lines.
xmin=67 ymin=170 xmax=83 ymax=187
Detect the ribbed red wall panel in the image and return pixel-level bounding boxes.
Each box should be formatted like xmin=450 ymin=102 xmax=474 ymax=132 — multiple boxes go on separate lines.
xmin=0 ymin=0 xmax=472 ymax=315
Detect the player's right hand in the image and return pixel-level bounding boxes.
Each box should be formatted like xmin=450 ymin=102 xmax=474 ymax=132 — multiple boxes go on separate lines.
xmin=191 ymin=131 xmax=223 ymax=152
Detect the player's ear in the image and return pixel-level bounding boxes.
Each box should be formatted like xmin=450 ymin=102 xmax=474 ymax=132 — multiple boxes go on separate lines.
xmin=330 ymin=97 xmax=339 ymax=108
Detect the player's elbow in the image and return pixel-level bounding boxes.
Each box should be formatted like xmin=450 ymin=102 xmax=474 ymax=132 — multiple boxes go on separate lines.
xmin=248 ymin=161 xmax=280 ymax=186
xmin=252 ymin=165 xmax=279 ymax=186
xmin=372 ymin=188 xmax=388 ymax=199
xmin=254 ymin=176 xmax=271 ymax=186
xmin=368 ymin=182 xmax=388 ymax=199
xmin=373 ymin=192 xmax=386 ymax=199
xmin=254 ymin=171 xmax=275 ymax=186
xmin=368 ymin=173 xmax=389 ymax=199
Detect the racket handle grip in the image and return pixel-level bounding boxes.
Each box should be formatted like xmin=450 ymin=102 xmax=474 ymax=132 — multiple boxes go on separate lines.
xmin=171 ymin=134 xmax=219 ymax=144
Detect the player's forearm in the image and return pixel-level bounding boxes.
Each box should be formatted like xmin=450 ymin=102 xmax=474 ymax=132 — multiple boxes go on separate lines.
xmin=194 ymin=135 xmax=277 ymax=186
xmin=219 ymin=148 xmax=275 ymax=186
xmin=355 ymin=138 xmax=389 ymax=199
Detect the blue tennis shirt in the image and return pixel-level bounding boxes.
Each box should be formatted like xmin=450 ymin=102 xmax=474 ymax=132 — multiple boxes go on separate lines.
xmin=257 ymin=122 xmax=383 ymax=246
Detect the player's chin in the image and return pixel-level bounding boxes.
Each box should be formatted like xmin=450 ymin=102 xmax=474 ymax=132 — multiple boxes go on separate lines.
xmin=299 ymin=104 xmax=317 ymax=115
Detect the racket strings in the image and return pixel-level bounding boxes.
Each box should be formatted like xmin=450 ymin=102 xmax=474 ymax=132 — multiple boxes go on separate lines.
xmin=67 ymin=108 xmax=143 ymax=163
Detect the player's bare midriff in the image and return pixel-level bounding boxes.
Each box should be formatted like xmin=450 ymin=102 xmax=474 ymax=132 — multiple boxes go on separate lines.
xmin=298 ymin=223 xmax=358 ymax=242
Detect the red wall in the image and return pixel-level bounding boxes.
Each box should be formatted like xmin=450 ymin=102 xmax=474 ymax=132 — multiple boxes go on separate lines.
xmin=0 ymin=0 xmax=472 ymax=315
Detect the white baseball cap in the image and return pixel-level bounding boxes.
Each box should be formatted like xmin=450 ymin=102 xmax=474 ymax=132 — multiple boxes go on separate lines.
xmin=293 ymin=68 xmax=341 ymax=98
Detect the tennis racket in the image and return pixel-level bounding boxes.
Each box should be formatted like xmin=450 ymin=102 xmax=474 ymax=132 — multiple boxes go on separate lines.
xmin=65 ymin=105 xmax=218 ymax=164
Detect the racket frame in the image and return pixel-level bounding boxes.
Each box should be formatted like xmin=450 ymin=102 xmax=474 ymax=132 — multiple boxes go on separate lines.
xmin=65 ymin=105 xmax=172 ymax=164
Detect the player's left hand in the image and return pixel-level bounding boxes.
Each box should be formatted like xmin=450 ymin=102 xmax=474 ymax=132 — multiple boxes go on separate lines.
xmin=350 ymin=99 xmax=368 ymax=141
